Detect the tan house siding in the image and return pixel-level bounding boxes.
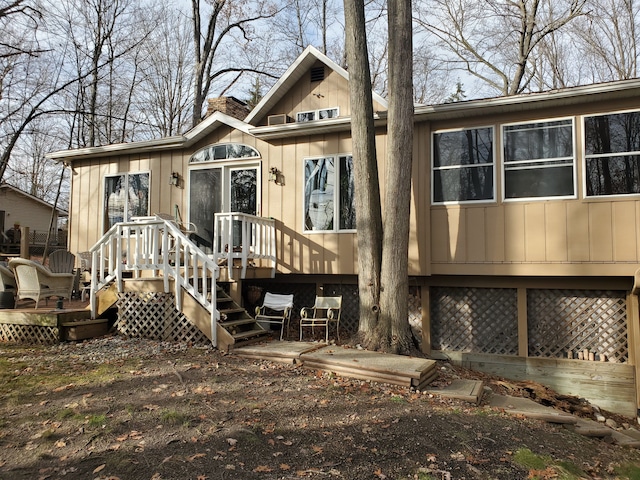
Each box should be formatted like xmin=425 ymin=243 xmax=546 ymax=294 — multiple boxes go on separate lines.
xmin=431 ymin=200 xmax=640 ymax=277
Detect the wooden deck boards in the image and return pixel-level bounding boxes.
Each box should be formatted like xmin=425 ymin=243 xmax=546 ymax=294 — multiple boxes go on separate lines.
xmin=234 ymin=342 xmax=438 ymax=388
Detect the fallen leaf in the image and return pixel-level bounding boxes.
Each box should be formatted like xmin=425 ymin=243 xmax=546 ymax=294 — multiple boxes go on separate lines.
xmin=93 ymin=464 xmax=106 ymax=474
xmin=188 ymin=453 xmax=206 ymax=462
xmin=54 ymin=440 xmax=66 ymax=448
xmin=253 ymin=465 xmax=272 ymax=472
xmin=280 ymin=464 xmax=291 ymax=470
xmin=374 ymin=468 xmax=387 ymax=479
xmin=226 ymin=438 xmax=238 ymax=446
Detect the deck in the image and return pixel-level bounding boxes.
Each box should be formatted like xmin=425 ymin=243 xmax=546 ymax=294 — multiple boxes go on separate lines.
xmin=0 ymin=297 xmax=109 ymax=344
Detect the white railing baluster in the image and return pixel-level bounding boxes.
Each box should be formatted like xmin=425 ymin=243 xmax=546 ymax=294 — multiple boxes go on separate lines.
xmin=213 ymin=213 xmax=276 ymax=281
xmin=88 ymin=217 xmax=219 ymax=345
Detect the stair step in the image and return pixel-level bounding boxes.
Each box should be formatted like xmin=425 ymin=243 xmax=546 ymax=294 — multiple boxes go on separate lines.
xmin=232 ymin=329 xmax=271 ymax=340
xmin=220 ymin=318 xmax=259 ymax=328
xmin=220 ymin=307 xmax=246 ymax=314
xmin=216 ymin=297 xmax=234 ymax=303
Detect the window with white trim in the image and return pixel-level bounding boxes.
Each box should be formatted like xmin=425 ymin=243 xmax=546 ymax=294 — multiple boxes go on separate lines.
xmin=304 ymin=155 xmax=355 ymax=232
xmin=584 ymin=110 xmax=640 ymax=197
xmin=297 ymin=107 xmax=339 ymax=123
xmin=103 ymin=172 xmax=149 ymax=231
xmin=503 ymin=119 xmax=575 ymax=200
xmin=432 ymin=127 xmax=494 ymax=203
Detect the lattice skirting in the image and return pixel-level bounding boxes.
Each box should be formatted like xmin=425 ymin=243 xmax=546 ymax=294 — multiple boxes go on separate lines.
xmin=0 ymin=323 xmax=60 ymax=345
xmin=431 ymin=286 xmax=629 ymax=362
xmin=115 ymin=292 xmax=209 ymax=344
xmin=431 ymin=286 xmax=519 ymax=355
xmin=528 ymin=289 xmax=628 ymax=362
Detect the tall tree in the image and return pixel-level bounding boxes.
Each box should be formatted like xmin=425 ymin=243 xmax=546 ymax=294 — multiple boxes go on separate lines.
xmin=138 ymin=4 xmax=194 ymax=137
xmin=377 ymin=0 xmax=414 ymax=353
xmin=575 ymin=0 xmax=639 ymax=82
xmin=343 ymin=0 xmax=383 ymax=344
xmin=414 ymin=0 xmax=587 ymax=96
xmin=344 ymin=0 xmax=415 ymax=354
xmin=190 ymin=0 xmax=279 ymax=127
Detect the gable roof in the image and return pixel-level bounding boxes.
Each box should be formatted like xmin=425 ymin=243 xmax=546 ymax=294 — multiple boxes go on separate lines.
xmin=0 ymin=183 xmax=68 ymax=216
xmin=244 ymin=45 xmax=388 ymax=126
xmin=46 ymin=111 xmax=252 ymax=162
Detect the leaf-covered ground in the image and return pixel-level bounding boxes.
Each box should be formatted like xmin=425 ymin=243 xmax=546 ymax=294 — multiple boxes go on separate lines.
xmin=1 ymin=335 xmax=640 ymax=480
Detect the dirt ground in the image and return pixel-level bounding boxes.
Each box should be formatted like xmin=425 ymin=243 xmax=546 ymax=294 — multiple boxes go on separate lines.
xmin=1 ymin=335 xmax=640 ymax=480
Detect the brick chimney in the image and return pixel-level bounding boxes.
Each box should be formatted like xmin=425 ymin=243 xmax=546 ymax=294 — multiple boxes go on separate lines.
xmin=206 ymin=97 xmax=250 ymax=121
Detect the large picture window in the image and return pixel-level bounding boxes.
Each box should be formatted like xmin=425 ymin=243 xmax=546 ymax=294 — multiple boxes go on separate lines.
xmin=104 ymin=172 xmax=149 ymax=231
xmin=432 ymin=127 xmax=494 ymax=203
xmin=503 ymin=119 xmax=575 ymax=200
xmin=304 ymin=155 xmax=355 ymax=232
xmin=584 ymin=110 xmax=640 ymax=197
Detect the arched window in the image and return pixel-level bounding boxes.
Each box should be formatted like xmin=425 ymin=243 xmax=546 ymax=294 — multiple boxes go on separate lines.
xmin=190 ymin=143 xmax=260 ymax=163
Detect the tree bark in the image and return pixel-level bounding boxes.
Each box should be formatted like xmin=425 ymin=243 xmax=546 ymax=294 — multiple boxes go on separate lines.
xmin=378 ymin=0 xmax=414 ymax=354
xmin=343 ymin=0 xmax=383 ymax=343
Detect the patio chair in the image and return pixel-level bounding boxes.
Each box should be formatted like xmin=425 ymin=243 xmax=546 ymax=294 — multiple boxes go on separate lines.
xmin=8 ymin=258 xmax=74 ymax=309
xmin=48 ymin=250 xmax=76 ymax=274
xmin=0 ymin=262 xmax=16 ymax=292
xmin=299 ymin=295 xmax=342 ymax=343
xmin=255 ymin=292 xmax=294 ymax=341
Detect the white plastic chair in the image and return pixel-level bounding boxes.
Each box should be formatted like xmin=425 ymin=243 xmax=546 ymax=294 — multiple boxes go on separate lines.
xmin=255 ymin=292 xmax=294 ymax=341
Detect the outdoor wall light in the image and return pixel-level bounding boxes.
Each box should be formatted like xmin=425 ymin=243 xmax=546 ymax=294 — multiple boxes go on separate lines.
xmin=169 ymin=172 xmax=180 ymax=186
xmin=269 ymin=167 xmax=282 ymax=185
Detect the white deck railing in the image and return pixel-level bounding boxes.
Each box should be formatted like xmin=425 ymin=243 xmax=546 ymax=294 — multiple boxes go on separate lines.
xmin=88 ymin=217 xmax=220 ymax=345
xmin=213 ymin=213 xmax=276 ymax=280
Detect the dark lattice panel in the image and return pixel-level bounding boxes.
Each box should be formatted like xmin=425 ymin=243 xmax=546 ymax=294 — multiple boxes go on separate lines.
xmin=115 ymin=292 xmax=209 ymax=345
xmin=324 ymin=283 xmax=359 ymax=334
xmin=0 ymin=323 xmax=60 ymax=345
xmin=527 ymin=289 xmax=628 ymax=362
xmin=431 ymin=286 xmax=518 ymax=355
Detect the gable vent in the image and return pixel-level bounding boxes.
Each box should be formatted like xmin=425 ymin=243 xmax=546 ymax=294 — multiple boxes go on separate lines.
xmin=310 ymin=66 xmax=325 ymax=82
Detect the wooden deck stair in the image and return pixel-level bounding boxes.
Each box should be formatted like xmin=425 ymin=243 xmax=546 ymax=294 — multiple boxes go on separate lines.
xmin=215 ymin=285 xmax=271 ymax=348
xmin=94 ymin=278 xmax=270 ymax=351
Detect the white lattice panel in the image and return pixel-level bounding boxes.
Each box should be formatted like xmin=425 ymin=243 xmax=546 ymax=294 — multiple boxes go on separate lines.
xmin=115 ymin=292 xmax=209 ymax=344
xmin=527 ymin=289 xmax=628 ymax=362
xmin=0 ymin=324 xmax=60 ymax=345
xmin=431 ymin=286 xmax=519 ymax=355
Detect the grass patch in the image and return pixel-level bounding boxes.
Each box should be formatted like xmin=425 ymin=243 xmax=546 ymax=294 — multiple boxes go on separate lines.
xmin=160 ymin=409 xmax=190 ymax=427
xmin=513 ymin=448 xmax=585 ymax=480
xmin=513 ymin=448 xmax=550 ymax=470
xmin=615 ymin=463 xmax=640 ymax=480
xmin=86 ymin=414 xmax=107 ymax=428
xmin=390 ymin=395 xmax=406 ymax=404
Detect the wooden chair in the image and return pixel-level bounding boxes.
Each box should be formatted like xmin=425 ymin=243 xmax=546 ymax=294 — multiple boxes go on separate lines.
xmin=8 ymin=258 xmax=74 ymax=308
xmin=299 ymin=296 xmax=342 ymax=343
xmin=255 ymin=292 xmax=294 ymax=341
xmin=48 ymin=250 xmax=76 ymax=274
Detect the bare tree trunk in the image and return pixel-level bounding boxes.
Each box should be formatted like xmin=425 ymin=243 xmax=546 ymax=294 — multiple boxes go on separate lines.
xmin=343 ymin=0 xmax=383 ymax=343
xmin=378 ymin=0 xmax=414 ymax=354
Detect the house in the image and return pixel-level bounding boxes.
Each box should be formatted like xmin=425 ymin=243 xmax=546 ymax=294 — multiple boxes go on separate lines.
xmin=0 ymin=183 xmax=68 ymax=253
xmin=48 ymin=46 xmax=640 ymax=417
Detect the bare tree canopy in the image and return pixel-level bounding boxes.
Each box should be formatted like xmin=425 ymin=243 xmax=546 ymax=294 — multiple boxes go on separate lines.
xmin=414 ymin=0 xmax=588 ymax=96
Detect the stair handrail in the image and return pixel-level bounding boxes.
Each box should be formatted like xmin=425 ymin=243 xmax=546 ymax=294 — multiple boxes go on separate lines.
xmin=213 ymin=212 xmax=276 ymax=280
xmin=88 ymin=216 xmax=220 ymax=345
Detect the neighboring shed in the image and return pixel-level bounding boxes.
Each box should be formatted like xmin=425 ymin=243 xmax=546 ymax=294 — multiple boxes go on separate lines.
xmin=0 ymin=183 xmax=68 ymax=250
